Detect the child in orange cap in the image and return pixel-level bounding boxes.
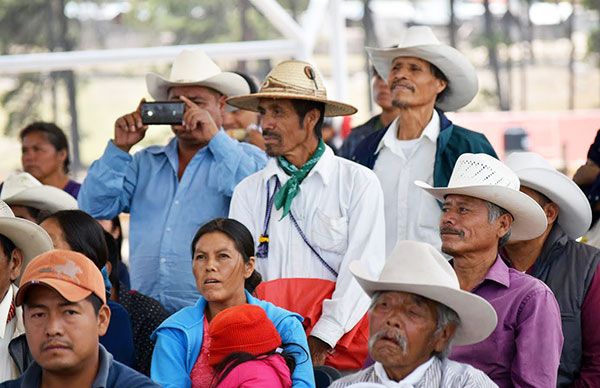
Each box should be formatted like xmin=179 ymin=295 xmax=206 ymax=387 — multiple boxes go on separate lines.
xmin=208 ymin=304 xmax=298 ymax=388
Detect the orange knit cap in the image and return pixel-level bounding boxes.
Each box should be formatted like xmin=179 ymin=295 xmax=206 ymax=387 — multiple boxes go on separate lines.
xmin=208 ymin=304 xmax=282 ymax=366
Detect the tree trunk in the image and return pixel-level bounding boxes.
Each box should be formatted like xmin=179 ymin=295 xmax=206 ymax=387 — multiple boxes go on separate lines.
xmin=363 ymin=0 xmax=377 ymax=113
xmin=237 ymin=0 xmax=252 ymax=73
xmin=449 ymin=0 xmax=457 ymax=48
xmin=567 ymin=0 xmax=576 ymax=110
xmin=483 ymin=0 xmax=508 ymax=110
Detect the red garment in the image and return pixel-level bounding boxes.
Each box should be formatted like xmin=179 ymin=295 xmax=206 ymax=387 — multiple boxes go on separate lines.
xmin=215 ymin=354 xmax=292 ymax=388
xmin=574 ymin=264 xmax=600 ymax=387
xmin=254 ymin=278 xmax=369 ymax=370
xmin=190 ymin=316 xmax=214 ymax=388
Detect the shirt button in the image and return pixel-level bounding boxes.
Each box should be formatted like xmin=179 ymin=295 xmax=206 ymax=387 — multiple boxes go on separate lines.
xmin=166 ymin=227 xmax=171 ymax=232
xmin=160 ymin=258 xmax=166 ymax=264
xmin=174 ymin=200 xmax=180 ymax=205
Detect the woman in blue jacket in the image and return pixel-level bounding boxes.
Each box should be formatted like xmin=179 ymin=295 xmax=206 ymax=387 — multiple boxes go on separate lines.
xmin=151 ymin=218 xmax=314 ymax=388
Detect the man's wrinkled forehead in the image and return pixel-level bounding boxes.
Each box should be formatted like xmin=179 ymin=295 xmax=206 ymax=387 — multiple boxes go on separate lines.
xmin=443 ymin=193 xmax=487 ymax=206
xmin=167 ymin=85 xmax=222 ymax=100
xmin=391 ymin=56 xmax=433 ymax=68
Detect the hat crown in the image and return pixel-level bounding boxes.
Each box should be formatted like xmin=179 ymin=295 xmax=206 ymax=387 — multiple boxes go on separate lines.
xmin=259 ymin=60 xmax=328 ymax=100
xmin=378 ymin=241 xmax=460 ymax=290
xmin=505 ymin=152 xmax=555 ymax=174
xmin=447 ymin=153 xmax=520 ymax=191
xmin=0 ymin=172 xmax=42 ymax=200
xmin=397 ymin=26 xmax=441 ymax=49
xmin=168 ymin=50 xmax=221 ymax=83
xmin=0 ymin=201 xmax=15 ymax=218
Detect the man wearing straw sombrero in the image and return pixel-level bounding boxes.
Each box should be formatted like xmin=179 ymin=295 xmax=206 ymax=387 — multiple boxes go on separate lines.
xmin=78 ymin=50 xmax=267 ymax=312
xmin=228 ymin=61 xmax=386 ymax=370
xmin=352 ymin=26 xmax=497 ymax=257
xmin=416 ymin=153 xmax=563 ymax=387
xmin=503 ymin=152 xmax=600 ymax=387
xmin=331 ymin=240 xmax=498 ymax=387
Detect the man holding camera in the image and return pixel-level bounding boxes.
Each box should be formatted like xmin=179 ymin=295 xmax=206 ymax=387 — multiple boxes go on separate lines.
xmin=78 ymin=50 xmax=266 ymax=313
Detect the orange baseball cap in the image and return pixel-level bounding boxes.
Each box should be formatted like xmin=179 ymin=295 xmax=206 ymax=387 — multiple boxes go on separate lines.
xmin=16 ymin=249 xmax=106 ymax=306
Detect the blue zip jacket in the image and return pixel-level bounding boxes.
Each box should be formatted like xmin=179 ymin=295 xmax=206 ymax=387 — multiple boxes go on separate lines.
xmin=351 ymin=109 xmax=498 ymax=188
xmin=150 ymin=291 xmax=315 ymax=388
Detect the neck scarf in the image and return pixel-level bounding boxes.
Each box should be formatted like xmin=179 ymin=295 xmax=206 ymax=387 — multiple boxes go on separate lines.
xmin=274 ymin=140 xmax=326 ymax=218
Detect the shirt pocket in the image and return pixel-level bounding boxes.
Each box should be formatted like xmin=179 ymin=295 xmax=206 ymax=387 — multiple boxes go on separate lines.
xmin=310 ymin=209 xmax=348 ymax=254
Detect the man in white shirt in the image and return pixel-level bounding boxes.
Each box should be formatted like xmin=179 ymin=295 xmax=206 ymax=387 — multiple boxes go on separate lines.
xmin=352 ymin=26 xmax=497 ymax=255
xmin=0 ymin=200 xmax=52 ymax=381
xmin=331 ymin=241 xmax=498 ymax=387
xmin=228 ymin=60 xmax=386 ymax=370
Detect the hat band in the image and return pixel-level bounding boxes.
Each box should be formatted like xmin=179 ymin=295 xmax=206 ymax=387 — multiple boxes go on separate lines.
xmin=261 ymin=76 xmax=326 ymax=98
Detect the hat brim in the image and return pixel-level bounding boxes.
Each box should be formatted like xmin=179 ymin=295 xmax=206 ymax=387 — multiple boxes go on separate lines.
xmin=226 ymin=93 xmax=358 ymax=117
xmin=350 ymin=261 xmax=497 ymax=346
xmin=517 ymin=169 xmax=592 ymax=239
xmin=0 ymin=217 xmax=53 ymax=283
xmin=15 ymin=279 xmax=94 ymax=306
xmin=2 ymin=186 xmax=78 ymax=213
xmin=414 ymin=181 xmax=548 ymax=241
xmin=366 ymin=45 xmax=478 ymax=112
xmin=146 ymin=72 xmax=250 ymax=100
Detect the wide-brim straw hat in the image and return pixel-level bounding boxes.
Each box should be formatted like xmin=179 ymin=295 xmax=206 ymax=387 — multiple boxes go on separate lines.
xmin=0 ymin=201 xmax=53 ymax=283
xmin=505 ymin=152 xmax=591 ymax=239
xmin=146 ymin=50 xmax=250 ymax=100
xmin=366 ymin=26 xmax=478 ymax=112
xmin=1 ymin=172 xmax=78 ymax=213
xmin=351 ymin=240 xmax=498 ymax=346
xmin=415 ymin=153 xmax=548 ymax=241
xmin=226 ymin=60 xmax=357 ymax=117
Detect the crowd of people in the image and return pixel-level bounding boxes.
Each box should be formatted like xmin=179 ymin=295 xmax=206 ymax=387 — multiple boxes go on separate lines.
xmin=0 ymin=25 xmax=598 ymax=387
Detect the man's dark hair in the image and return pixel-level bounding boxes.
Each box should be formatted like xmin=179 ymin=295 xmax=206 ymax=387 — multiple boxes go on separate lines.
xmin=87 ymin=293 xmax=104 ymax=316
xmin=20 ymin=122 xmax=71 ymax=174
xmin=41 ymin=210 xmax=108 ymax=270
xmin=290 ymin=100 xmax=326 ymax=139
xmin=0 ymin=234 xmax=16 ymax=260
xmin=430 ymin=63 xmax=449 ymax=106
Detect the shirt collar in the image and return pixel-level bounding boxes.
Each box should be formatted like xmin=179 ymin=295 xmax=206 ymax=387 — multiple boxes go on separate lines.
xmin=261 ymin=145 xmax=336 ymax=187
xmin=480 ymin=255 xmax=511 ymax=289
xmin=0 ymin=285 xmax=14 ymax=339
xmin=375 ymin=110 xmax=440 ymax=154
xmin=374 ymin=357 xmax=435 ymax=387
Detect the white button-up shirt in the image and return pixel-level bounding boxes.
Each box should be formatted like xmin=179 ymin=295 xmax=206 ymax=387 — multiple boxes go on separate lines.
xmin=0 ymin=285 xmax=23 ymax=383
xmin=374 ymin=111 xmax=442 ymax=256
xmin=230 ymin=146 xmax=386 ymax=347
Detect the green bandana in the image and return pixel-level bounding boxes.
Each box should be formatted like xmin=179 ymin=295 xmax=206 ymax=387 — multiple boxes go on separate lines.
xmin=274 ymin=140 xmax=326 ymax=219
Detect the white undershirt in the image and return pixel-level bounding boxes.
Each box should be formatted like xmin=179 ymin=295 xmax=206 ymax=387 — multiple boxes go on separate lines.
xmin=374 ymin=357 xmax=435 ymax=387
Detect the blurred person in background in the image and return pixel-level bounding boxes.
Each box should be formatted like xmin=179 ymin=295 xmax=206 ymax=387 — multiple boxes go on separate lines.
xmin=78 ymin=50 xmax=266 ymax=313
xmin=573 ymin=128 xmax=600 ymax=247
xmin=338 ymin=66 xmax=399 ymax=159
xmin=97 ymin=216 xmax=131 ymax=290
xmin=19 ymin=122 xmax=81 ymax=198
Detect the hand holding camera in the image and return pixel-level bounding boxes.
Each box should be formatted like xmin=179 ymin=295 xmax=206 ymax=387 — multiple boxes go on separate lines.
xmin=114 ymin=99 xmax=149 ymax=153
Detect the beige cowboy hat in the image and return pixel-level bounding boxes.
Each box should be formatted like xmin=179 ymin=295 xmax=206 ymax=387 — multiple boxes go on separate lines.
xmin=506 ymin=152 xmax=591 ymax=239
xmin=146 ymin=50 xmax=250 ymax=100
xmin=415 ymin=153 xmax=548 ymax=241
xmin=351 ymin=240 xmax=498 ymax=346
xmin=0 ymin=200 xmax=53 ymax=283
xmin=1 ymin=172 xmax=78 ymax=213
xmin=366 ymin=26 xmax=478 ymax=112
xmin=226 ymin=60 xmax=357 ymax=117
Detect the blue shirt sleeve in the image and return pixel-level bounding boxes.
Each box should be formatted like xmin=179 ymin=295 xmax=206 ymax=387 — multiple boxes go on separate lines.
xmin=276 ymin=315 xmax=316 ymax=388
xmin=151 ymin=327 xmax=192 ymax=388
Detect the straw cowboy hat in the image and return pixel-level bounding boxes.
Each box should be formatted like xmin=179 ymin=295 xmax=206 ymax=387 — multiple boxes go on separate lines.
xmin=366 ymin=26 xmax=478 ymax=112
xmin=226 ymin=60 xmax=357 ymax=117
xmin=505 ymin=152 xmax=592 ymax=239
xmin=415 ymin=153 xmax=547 ymax=241
xmin=146 ymin=50 xmax=250 ymax=100
xmin=1 ymin=172 xmax=77 ymax=213
xmin=0 ymin=200 xmax=53 ymax=281
xmin=351 ymin=240 xmax=498 ymax=346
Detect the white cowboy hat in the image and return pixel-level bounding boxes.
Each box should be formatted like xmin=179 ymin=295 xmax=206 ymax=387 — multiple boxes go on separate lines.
xmin=505 ymin=152 xmax=591 ymax=239
xmin=0 ymin=200 xmax=53 ymax=283
xmin=366 ymin=26 xmax=478 ymax=112
xmin=351 ymin=240 xmax=497 ymax=346
xmin=1 ymin=172 xmax=78 ymax=213
xmin=227 ymin=60 xmax=357 ymax=117
xmin=415 ymin=153 xmax=547 ymax=241
xmin=146 ymin=50 xmax=250 ymax=100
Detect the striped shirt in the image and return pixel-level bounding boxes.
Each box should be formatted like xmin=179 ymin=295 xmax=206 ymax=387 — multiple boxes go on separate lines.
xmin=330 ymin=357 xmax=498 ymax=388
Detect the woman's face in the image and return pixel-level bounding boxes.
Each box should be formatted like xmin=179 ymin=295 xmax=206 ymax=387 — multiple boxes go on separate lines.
xmin=40 ymin=218 xmax=71 ymax=250
xmin=192 ymin=232 xmax=255 ymax=307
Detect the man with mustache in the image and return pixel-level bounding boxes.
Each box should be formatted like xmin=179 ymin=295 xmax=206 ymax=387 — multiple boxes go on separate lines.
xmin=417 ymin=153 xmax=564 ymax=387
xmin=352 ymin=26 xmax=497 ymax=256
xmin=228 ymin=60 xmax=385 ymax=370
xmin=330 ymin=240 xmax=497 ymax=387
xmin=503 ymin=152 xmax=600 ymax=387
xmin=78 ymin=50 xmax=266 ymax=313
xmin=0 ymin=250 xmax=158 ymax=387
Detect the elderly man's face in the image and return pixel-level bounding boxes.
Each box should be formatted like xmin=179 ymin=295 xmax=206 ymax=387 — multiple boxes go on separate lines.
xmin=369 ymin=291 xmax=451 ymax=377
xmin=440 ymin=194 xmax=511 ymax=257
xmin=387 ymin=57 xmax=446 ymax=110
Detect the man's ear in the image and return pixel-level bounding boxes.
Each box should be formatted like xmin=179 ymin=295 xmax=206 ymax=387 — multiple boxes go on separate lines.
xmin=303 ymin=108 xmax=321 ymax=135
xmin=497 ymin=213 xmax=513 ymax=240
xmin=432 ymin=322 xmax=457 ymax=354
xmin=97 ymin=304 xmax=111 ymax=336
xmin=544 ymin=202 xmax=560 ymax=225
xmin=9 ymin=249 xmax=24 ymax=282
